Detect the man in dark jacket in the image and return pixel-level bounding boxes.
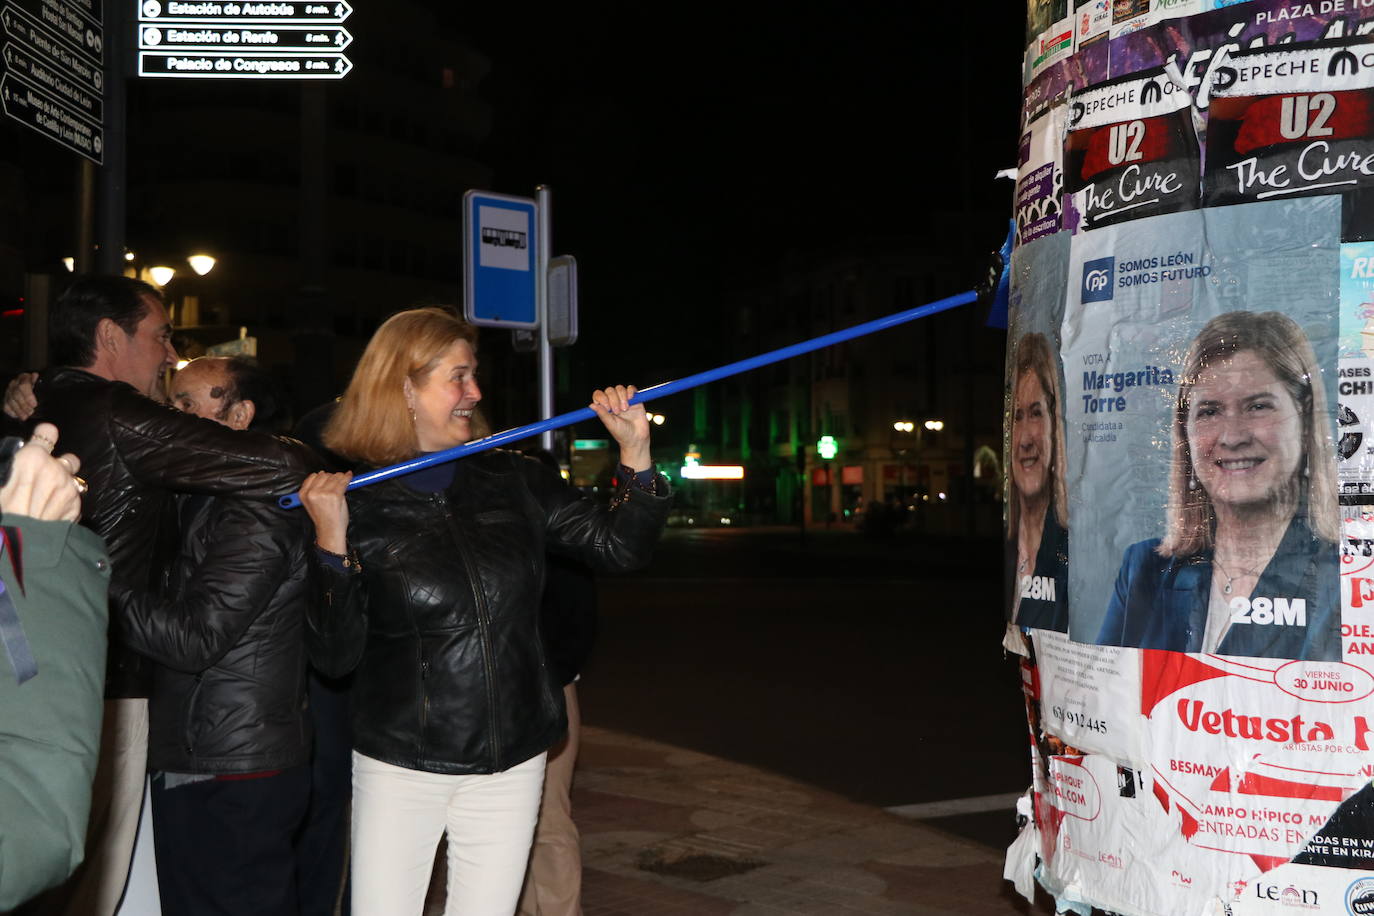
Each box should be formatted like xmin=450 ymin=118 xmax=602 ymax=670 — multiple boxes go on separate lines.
xmin=9 ymin=276 xmax=316 ymax=916
xmin=117 ymin=356 xmax=312 ymax=915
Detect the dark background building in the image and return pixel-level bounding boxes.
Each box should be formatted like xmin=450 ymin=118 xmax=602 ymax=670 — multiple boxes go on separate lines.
xmin=0 ymin=5 xmax=1021 ymax=530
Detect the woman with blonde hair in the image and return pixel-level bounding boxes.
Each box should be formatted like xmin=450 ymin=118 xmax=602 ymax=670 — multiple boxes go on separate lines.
xmin=1097 ymin=310 xmax=1340 ymax=660
xmin=298 ymin=307 xmax=669 ymax=915
xmin=1008 ymin=332 xmax=1070 ymax=632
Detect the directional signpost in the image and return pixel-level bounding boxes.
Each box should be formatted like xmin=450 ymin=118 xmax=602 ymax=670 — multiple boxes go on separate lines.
xmin=136 ymin=0 xmax=351 ymax=80
xmin=0 ymin=0 xmax=102 ymax=161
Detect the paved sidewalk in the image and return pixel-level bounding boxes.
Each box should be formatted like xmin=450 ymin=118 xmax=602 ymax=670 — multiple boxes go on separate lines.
xmin=574 ymin=726 xmax=1053 ymax=915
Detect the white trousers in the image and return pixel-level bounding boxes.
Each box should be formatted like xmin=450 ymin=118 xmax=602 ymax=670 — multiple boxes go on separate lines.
xmin=351 ymin=750 xmax=546 ymax=916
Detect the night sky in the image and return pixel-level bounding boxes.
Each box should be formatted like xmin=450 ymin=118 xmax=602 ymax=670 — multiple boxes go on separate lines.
xmin=443 ymin=5 xmax=1025 ymax=383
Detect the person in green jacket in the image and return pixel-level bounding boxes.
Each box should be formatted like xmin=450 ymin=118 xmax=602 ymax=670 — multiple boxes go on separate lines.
xmin=0 ymin=423 xmax=109 ymax=910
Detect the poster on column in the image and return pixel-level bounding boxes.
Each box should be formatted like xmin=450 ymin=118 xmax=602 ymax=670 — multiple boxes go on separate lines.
xmin=1064 ymin=66 xmax=1201 ymax=233
xmin=1108 ymin=0 xmax=1374 ymax=92
xmin=1031 ymin=630 xmax=1143 ymax=760
xmin=1017 ymin=104 xmax=1069 ymax=246
xmin=1006 ymin=232 xmax=1072 ymax=634
xmin=1032 ymin=744 xmax=1252 ymax=916
xmin=1340 ymin=245 xmax=1374 ymax=360
xmin=1061 ymin=197 xmax=1343 ymax=656
xmin=1027 ymin=0 xmax=1074 ymax=83
xmin=1337 ymin=355 xmax=1374 ymax=505
xmin=1030 ymin=643 xmax=1374 ymax=915
xmin=1138 ymin=650 xmax=1373 ymax=913
xmin=1110 ymin=0 xmax=1153 ymax=39
xmin=1075 ymin=0 xmax=1111 ymax=48
xmin=1203 ymin=38 xmax=1374 ymax=210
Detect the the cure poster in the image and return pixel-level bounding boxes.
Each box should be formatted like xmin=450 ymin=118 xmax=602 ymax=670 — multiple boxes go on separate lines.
xmin=1008 ymin=2 xmax=1374 ymax=914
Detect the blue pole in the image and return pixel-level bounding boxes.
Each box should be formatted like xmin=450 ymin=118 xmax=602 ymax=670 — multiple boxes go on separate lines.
xmin=279 ymin=288 xmax=978 ymax=508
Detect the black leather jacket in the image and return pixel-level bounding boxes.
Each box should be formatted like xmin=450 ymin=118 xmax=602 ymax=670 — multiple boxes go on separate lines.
xmin=34 ymin=368 xmax=317 ymax=697
xmin=116 ymin=494 xmax=312 ymax=773
xmin=308 ymin=450 xmax=669 ymax=775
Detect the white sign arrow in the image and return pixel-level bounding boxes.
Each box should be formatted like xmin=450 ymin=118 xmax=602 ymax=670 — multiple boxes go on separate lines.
xmin=138 ymin=23 xmax=351 ymax=51
xmin=137 ymin=49 xmax=352 ymax=79
xmin=139 ymin=0 xmax=351 ymax=23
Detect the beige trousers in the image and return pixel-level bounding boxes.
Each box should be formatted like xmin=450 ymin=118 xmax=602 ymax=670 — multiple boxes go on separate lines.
xmin=517 ymin=683 xmax=583 ymax=916
xmin=20 ymin=698 xmax=148 ymax=916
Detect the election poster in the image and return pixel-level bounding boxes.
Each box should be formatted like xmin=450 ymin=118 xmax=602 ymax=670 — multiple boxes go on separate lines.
xmin=1006 ymin=231 xmax=1072 ymax=634
xmin=1006 ymin=1 xmax=1374 ymax=913
xmin=1061 ymin=197 xmax=1342 ymax=649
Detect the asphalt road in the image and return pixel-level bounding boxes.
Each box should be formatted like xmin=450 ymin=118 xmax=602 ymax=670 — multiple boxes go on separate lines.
xmin=577 ymin=525 xmax=1031 ymax=850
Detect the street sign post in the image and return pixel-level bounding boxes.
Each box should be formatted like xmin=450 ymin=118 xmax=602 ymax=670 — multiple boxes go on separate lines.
xmin=463 ymin=189 xmax=538 ymax=329
xmin=547 ymin=253 xmax=577 ymax=347
xmin=3 ymin=42 xmax=102 ymax=121
xmin=0 ymin=0 xmax=103 ymax=162
xmin=135 ymin=0 xmax=351 ymax=80
xmin=510 ymin=253 xmax=576 ymax=350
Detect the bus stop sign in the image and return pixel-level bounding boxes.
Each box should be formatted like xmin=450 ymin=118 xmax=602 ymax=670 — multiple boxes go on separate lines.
xmin=463 ymin=189 xmax=538 ymax=328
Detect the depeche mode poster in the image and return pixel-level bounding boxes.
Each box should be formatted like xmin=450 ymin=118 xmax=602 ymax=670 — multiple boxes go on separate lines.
xmin=1006 ymin=2 xmax=1374 ymax=913
xmin=1064 ymin=67 xmax=1202 ymax=231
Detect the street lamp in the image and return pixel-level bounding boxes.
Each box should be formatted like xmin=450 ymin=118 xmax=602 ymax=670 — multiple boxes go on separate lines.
xmin=891 ymin=420 xmax=916 ymax=507
xmin=126 ymin=250 xmax=217 ymax=326
xmin=187 ymin=254 xmax=216 ymax=276
xmin=126 ymin=251 xmax=216 ymax=283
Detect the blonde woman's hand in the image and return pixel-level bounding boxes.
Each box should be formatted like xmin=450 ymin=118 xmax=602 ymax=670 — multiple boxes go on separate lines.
xmin=590 ymin=385 xmax=651 ymax=471
xmin=299 ymin=470 xmax=352 ymax=555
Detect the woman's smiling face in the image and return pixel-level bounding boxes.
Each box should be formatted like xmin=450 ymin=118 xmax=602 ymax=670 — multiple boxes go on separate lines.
xmin=1012 ymin=369 xmax=1053 ymax=503
xmin=1186 ymin=349 xmax=1303 ymax=513
xmin=408 ymin=339 xmax=481 ymax=452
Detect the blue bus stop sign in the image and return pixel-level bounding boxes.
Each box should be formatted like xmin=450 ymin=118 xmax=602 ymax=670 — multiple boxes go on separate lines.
xmin=463 ymin=190 xmax=538 ymax=328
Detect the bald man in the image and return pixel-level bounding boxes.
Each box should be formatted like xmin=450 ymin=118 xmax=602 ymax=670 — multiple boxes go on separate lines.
xmin=115 ymin=357 xmax=313 ymax=916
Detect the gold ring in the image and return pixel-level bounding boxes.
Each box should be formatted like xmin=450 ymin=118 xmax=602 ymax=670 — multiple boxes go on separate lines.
xmin=71 ymin=475 xmax=88 ymax=495
xmin=29 ymin=433 xmax=56 ymax=452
